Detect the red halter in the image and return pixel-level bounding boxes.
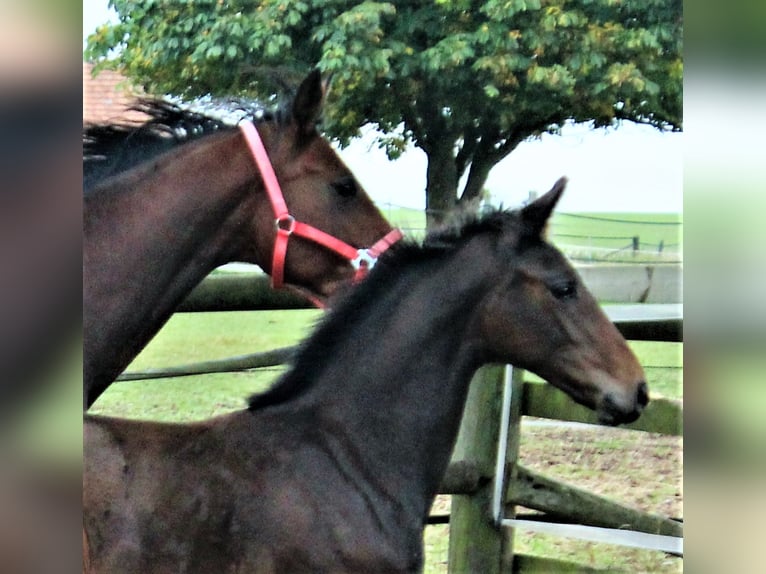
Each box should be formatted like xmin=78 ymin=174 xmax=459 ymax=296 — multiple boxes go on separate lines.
xmin=239 ymin=122 xmax=402 ymax=298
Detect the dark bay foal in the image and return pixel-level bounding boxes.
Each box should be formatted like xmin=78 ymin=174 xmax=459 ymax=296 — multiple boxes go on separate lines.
xmin=84 ymin=178 xmax=648 ymax=573
xmin=84 ymin=70 xmax=399 ymax=408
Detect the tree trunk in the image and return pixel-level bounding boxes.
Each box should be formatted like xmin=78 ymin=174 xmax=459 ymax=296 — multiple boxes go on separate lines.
xmin=424 ymin=138 xmax=458 ymax=228
xmin=423 ymin=139 xmax=502 ymax=229
xmin=459 ymin=156 xmax=492 ymax=208
xmin=420 ymin=123 xmax=526 ymax=229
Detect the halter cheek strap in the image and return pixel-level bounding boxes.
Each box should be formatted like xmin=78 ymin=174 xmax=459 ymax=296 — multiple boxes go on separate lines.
xmin=239 ymin=122 xmax=402 ymax=296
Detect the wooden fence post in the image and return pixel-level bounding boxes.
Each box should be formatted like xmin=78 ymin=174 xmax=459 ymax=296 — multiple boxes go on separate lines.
xmin=448 ymin=365 xmax=505 ymax=574
xmin=500 ymin=366 xmax=525 ymax=573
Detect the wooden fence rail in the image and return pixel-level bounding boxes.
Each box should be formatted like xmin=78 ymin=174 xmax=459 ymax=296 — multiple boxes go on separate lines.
xmin=178 ymin=264 xmax=682 ymax=312
xmin=445 ymin=362 xmax=682 ymax=573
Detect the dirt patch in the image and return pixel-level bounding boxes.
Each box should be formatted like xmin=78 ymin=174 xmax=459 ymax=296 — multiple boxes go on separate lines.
xmin=518 ymin=421 xmax=683 ymax=520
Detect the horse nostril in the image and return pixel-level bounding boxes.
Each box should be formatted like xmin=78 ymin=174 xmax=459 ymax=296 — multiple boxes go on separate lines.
xmin=636 ymin=381 xmax=649 ymax=409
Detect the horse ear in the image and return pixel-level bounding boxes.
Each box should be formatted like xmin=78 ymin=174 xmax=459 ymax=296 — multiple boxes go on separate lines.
xmin=520 ymin=177 xmax=567 ymax=237
xmin=292 ymin=69 xmax=326 ymax=134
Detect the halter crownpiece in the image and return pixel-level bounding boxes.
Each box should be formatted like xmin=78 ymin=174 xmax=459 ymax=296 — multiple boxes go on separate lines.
xmin=239 ymin=121 xmax=402 ymax=297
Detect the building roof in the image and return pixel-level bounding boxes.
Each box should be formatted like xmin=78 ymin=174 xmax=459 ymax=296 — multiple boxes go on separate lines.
xmin=83 ymin=61 xmax=149 ymax=125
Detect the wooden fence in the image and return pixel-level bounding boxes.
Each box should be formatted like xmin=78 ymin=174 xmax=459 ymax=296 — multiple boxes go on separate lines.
xmin=120 ymin=271 xmax=683 ymax=573
xmin=443 ymin=364 xmax=682 ymax=573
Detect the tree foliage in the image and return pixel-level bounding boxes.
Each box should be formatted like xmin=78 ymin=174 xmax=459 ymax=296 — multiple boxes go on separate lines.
xmin=87 ymin=0 xmax=683 ymax=223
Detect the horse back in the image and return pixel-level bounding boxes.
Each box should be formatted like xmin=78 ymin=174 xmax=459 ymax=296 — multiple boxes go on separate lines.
xmin=84 ymin=412 xmax=422 ymax=573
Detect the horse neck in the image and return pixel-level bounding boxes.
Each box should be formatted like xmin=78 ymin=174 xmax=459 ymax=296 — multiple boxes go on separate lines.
xmin=279 ymin=239 xmax=495 ymax=517
xmin=90 ymin=125 xmax=260 ymax=232
xmin=83 ymin=129 xmax=267 ymax=391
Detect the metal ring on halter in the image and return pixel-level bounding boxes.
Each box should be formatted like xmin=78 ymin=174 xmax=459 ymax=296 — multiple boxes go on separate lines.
xmin=275 ymin=214 xmax=296 ymax=234
xmin=350 ymin=249 xmax=378 ymax=271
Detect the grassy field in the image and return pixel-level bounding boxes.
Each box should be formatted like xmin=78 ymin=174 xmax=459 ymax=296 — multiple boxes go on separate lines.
xmin=549 ymin=212 xmax=682 ymax=249
xmin=91 ymin=310 xmax=321 ymax=421
xmin=91 ymin=309 xmax=683 ymax=573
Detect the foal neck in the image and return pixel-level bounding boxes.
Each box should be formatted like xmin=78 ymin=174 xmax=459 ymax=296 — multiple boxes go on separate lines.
xmin=258 ymin=237 xmax=496 ymax=513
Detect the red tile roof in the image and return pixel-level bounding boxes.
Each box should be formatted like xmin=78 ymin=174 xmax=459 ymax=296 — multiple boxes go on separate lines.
xmin=83 ymin=62 xmax=149 ymax=125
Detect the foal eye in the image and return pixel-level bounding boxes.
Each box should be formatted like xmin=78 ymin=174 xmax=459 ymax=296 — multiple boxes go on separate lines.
xmin=550 ymin=280 xmax=577 ymax=300
xmin=331 ymin=177 xmax=357 ymax=198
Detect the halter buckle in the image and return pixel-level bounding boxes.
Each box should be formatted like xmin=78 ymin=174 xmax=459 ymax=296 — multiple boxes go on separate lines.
xmin=275 ymin=214 xmax=296 ymax=235
xmin=350 ymin=249 xmax=378 ymax=271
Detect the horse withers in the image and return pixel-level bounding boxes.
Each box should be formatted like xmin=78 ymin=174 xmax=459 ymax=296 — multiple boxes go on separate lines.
xmin=84 ymin=178 xmax=648 ymax=573
xmin=83 ymin=70 xmax=400 ymax=409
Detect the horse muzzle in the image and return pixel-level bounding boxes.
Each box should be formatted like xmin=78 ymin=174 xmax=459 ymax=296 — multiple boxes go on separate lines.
xmin=597 ymin=380 xmax=649 ymax=426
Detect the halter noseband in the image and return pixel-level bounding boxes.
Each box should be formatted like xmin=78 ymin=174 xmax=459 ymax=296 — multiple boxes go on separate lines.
xmin=239 ymin=122 xmax=402 ymax=297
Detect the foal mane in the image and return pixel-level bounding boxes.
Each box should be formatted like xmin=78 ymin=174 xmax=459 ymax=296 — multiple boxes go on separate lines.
xmin=247 ymin=207 xmax=524 ymax=411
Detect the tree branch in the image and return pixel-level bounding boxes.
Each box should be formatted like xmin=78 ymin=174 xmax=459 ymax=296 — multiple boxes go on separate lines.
xmin=457 ymin=113 xmax=565 ymax=204
xmin=454 ymin=124 xmax=480 ymax=181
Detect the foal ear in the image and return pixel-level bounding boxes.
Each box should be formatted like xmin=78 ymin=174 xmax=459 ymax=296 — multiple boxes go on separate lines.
xmin=292 ymin=68 xmax=326 ymax=135
xmin=520 ymin=177 xmax=567 ymax=238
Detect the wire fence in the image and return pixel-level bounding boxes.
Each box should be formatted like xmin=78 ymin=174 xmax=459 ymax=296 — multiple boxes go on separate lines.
xmin=378 ymin=202 xmax=683 ymax=264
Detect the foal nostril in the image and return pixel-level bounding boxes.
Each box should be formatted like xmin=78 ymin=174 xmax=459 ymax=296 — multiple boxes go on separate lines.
xmin=636 ymin=381 xmax=649 ymax=410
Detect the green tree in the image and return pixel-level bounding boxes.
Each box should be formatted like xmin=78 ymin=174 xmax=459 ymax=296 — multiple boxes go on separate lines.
xmin=87 ymin=0 xmax=682 ymax=225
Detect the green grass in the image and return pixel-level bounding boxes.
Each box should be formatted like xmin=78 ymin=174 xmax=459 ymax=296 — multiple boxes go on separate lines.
xmin=128 ymin=309 xmax=322 ymax=368
xmin=629 ymin=340 xmax=683 ymax=400
xmin=549 ymin=212 xmax=682 ymax=251
xmin=513 ymin=531 xmax=681 ymax=573
xmin=378 ymin=205 xmax=427 ymax=237
xmin=91 ymin=310 xmax=322 ymax=421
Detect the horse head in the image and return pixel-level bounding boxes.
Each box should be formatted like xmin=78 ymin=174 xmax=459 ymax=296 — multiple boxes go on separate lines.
xmin=476 ymin=178 xmax=648 ymax=425
xmin=248 ymin=70 xmax=398 ymax=302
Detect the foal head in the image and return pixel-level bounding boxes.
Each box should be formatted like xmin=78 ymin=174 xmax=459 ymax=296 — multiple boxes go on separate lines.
xmin=472 ymin=178 xmax=648 ymax=425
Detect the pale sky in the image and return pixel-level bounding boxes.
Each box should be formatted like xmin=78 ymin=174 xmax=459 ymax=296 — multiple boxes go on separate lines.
xmin=83 ymin=1 xmax=683 ymax=213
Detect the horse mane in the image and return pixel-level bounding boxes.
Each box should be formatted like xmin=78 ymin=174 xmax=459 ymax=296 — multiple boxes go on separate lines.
xmin=84 ymin=100 xmax=226 ymax=159
xmin=247 ymin=207 xmax=524 ymax=411
xmin=83 ymin=96 xmax=293 ymax=187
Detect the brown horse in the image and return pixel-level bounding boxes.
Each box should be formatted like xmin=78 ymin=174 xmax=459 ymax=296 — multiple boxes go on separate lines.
xmin=84 ymin=178 xmax=648 ymax=573
xmin=84 ymin=70 xmax=400 ymax=409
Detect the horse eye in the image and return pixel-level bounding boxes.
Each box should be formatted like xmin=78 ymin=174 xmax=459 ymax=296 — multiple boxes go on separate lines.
xmin=550 ymin=280 xmax=577 ymax=300
xmin=331 ymin=177 xmax=357 ymax=198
